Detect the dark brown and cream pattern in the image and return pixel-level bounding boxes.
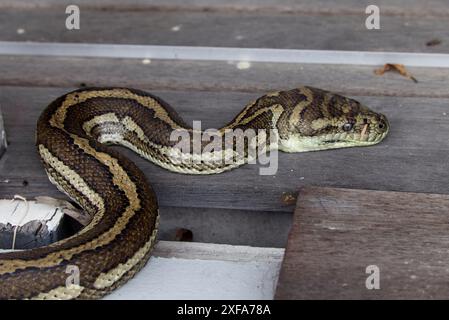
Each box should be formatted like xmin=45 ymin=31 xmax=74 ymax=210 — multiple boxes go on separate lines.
xmin=0 ymin=87 xmax=389 ymax=299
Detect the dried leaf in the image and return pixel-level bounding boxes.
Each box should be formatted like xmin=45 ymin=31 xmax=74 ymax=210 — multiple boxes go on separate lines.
xmin=374 ymin=63 xmax=418 ymax=83
xmin=281 ymin=192 xmax=297 ymax=205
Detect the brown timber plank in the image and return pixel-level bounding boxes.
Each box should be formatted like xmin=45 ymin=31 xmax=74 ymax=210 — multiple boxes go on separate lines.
xmin=275 ymin=187 xmax=449 ymax=299
xmin=0 ymin=8 xmax=448 ymax=53
xmin=1 ymin=86 xmax=449 ymax=213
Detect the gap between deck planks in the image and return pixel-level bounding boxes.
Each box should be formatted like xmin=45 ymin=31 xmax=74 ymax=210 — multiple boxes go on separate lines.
xmin=0 ymin=7 xmax=448 ymax=53
xmin=1 ymin=86 xmax=449 ymax=214
xmin=275 ymin=186 xmax=449 ymax=299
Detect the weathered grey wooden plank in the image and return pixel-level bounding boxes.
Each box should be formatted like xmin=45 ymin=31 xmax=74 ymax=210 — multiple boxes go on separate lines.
xmin=1 ymin=0 xmax=448 ymax=17
xmin=1 ymin=8 xmax=448 ymax=52
xmin=1 ymin=86 xmax=449 ymax=213
xmin=275 ymin=187 xmax=449 ymax=299
xmin=0 ymin=56 xmax=446 ymax=98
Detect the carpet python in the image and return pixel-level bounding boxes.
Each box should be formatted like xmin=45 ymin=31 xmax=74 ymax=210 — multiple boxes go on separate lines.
xmin=0 ymin=86 xmax=389 ymax=299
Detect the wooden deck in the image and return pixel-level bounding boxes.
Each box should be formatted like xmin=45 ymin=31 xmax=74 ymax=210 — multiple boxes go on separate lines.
xmin=1 ymin=1 xmax=449 ymax=52
xmin=0 ymin=0 xmax=448 ymax=249
xmin=276 ymin=187 xmax=449 ymax=299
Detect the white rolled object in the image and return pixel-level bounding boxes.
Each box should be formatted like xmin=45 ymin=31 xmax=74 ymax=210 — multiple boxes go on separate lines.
xmin=0 ymin=198 xmax=67 ymax=250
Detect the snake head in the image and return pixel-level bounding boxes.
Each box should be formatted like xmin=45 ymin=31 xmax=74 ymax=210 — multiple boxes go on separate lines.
xmin=278 ymin=87 xmax=390 ymax=152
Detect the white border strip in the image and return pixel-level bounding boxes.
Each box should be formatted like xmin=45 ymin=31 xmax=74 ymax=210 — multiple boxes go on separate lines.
xmin=0 ymin=41 xmax=448 ymax=67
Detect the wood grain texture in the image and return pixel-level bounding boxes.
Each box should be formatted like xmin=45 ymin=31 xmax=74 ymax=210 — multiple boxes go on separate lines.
xmin=152 ymin=240 xmax=284 ymax=263
xmin=1 ymin=0 xmax=448 ymax=17
xmin=275 ymin=187 xmax=449 ymax=299
xmin=1 ymin=8 xmax=448 ymax=53
xmin=1 ymin=86 xmax=449 ymax=214
xmin=0 ymin=56 xmax=446 ymax=97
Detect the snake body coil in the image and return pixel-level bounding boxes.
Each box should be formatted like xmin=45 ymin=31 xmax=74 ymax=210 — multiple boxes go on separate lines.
xmin=0 ymin=87 xmax=389 ymax=299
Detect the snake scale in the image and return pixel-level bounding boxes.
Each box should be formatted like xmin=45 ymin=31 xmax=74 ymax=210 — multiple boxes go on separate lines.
xmin=0 ymin=86 xmax=389 ymax=299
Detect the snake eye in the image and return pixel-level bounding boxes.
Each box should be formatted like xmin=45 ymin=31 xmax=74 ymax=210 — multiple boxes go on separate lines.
xmin=342 ymin=123 xmax=353 ymax=131
xmin=378 ymin=123 xmax=385 ymax=129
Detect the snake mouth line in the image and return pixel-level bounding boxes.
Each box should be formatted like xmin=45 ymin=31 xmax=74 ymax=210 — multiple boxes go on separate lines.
xmin=321 ymin=134 xmax=385 ymax=145
xmin=321 ymin=123 xmax=390 ymax=146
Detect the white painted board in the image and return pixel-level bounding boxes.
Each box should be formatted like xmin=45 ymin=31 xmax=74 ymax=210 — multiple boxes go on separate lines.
xmin=106 ymin=242 xmax=284 ymax=300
